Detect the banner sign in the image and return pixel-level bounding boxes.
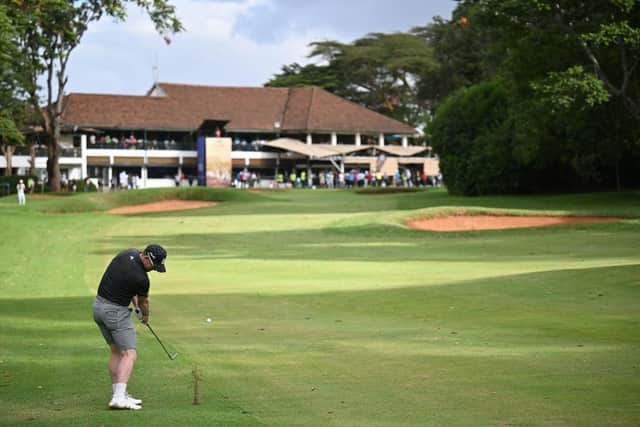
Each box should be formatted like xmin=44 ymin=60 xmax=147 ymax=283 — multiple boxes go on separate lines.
xmin=205 ymin=137 xmax=232 ymax=187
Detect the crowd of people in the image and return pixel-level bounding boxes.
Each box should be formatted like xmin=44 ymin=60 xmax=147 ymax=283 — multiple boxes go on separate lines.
xmin=272 ymin=168 xmax=442 ymax=189
xmin=233 ymin=169 xmax=260 ymax=188
xmin=88 ymin=134 xmax=186 ymax=150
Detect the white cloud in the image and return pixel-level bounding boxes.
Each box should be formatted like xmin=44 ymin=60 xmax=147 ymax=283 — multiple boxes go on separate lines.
xmin=66 ymin=0 xmax=454 ymax=94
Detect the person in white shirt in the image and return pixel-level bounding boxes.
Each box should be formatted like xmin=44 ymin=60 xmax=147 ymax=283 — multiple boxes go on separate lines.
xmin=16 ymin=179 xmax=26 ymax=205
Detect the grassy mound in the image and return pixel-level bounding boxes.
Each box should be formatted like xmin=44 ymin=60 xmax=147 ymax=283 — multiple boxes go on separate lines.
xmin=28 ymin=187 xmax=266 ymax=213
xmin=355 ymin=187 xmax=424 ymax=195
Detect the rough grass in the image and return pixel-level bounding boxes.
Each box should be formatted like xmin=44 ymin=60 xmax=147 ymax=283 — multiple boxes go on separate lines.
xmin=0 ymin=188 xmax=639 ymax=426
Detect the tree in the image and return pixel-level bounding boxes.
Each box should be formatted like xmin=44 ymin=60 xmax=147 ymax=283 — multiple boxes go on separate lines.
xmin=411 ymin=10 xmax=492 ymax=111
xmin=307 ymin=32 xmax=438 ymax=126
xmin=265 ymin=63 xmax=344 ymax=93
xmin=7 ymin=0 xmax=183 ymax=191
xmin=0 ymin=112 xmax=25 ymax=176
xmin=0 ymin=4 xmax=28 ymax=176
xmin=470 ymin=0 xmax=640 ymax=190
xmin=428 ymin=80 xmax=524 ymax=195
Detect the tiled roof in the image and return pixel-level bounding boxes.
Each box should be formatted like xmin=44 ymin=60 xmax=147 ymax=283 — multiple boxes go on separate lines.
xmin=62 ymin=83 xmax=416 ymax=135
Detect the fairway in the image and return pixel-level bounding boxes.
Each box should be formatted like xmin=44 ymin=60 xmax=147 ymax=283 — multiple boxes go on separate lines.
xmin=1 ymin=188 xmax=639 ymax=426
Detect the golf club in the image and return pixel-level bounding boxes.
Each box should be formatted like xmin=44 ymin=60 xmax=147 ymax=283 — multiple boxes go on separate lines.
xmin=145 ymin=322 xmax=178 ymax=360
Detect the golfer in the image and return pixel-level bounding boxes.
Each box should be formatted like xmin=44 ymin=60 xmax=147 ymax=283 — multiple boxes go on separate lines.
xmin=92 ymin=244 xmax=167 ymax=410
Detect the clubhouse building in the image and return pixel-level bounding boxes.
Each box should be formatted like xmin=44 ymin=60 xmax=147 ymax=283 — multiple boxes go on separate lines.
xmin=4 ymin=82 xmax=439 ymax=188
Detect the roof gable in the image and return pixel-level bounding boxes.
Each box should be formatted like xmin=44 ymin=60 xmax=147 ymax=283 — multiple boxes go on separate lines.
xmin=307 ymin=88 xmax=416 ymax=134
xmin=62 ymin=83 xmax=416 ymax=135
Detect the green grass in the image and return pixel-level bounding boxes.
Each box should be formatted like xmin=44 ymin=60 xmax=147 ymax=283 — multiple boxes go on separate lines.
xmin=0 ymin=188 xmax=639 ymax=426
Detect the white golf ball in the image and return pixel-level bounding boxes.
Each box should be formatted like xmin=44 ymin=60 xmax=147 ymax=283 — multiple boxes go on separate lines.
xmin=207 ymin=318 xmax=212 ymax=323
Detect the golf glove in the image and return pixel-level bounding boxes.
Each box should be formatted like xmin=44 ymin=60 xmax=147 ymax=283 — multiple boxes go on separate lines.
xmin=134 ymin=306 xmax=145 ymax=323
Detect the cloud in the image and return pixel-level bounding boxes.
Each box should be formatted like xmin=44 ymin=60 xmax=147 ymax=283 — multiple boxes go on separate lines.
xmin=66 ymin=0 xmax=454 ymax=94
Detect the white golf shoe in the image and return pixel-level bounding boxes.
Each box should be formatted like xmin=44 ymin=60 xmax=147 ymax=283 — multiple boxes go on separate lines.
xmin=126 ymin=393 xmax=142 ymax=405
xmin=109 ymin=396 xmax=142 ymax=410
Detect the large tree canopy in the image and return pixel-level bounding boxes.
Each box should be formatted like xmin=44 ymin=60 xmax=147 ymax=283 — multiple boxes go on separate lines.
xmin=0 ymin=4 xmax=27 ymax=176
xmin=6 ymin=0 xmax=183 ymax=190
xmin=267 ymin=32 xmax=437 ymax=127
xmin=426 ymin=0 xmax=640 ymax=193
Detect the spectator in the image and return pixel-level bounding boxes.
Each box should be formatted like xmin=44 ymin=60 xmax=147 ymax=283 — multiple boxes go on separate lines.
xmin=120 ymin=170 xmax=129 ymax=190
xmin=240 ymin=169 xmax=248 ymax=189
xmin=326 ymin=170 xmax=334 ymax=189
xmin=16 ymin=179 xmax=26 ymax=205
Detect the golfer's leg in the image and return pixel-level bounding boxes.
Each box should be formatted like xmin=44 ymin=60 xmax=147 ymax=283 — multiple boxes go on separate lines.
xmin=109 ymin=344 xmax=121 ymax=384
xmin=116 ymin=349 xmax=137 ymax=383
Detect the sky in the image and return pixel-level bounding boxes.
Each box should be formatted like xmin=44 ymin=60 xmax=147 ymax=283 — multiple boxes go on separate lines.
xmin=67 ymin=0 xmax=456 ymax=95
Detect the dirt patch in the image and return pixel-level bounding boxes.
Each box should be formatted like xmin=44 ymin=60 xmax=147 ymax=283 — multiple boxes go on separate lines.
xmin=108 ymin=199 xmax=217 ymax=214
xmin=407 ymin=215 xmax=621 ymax=232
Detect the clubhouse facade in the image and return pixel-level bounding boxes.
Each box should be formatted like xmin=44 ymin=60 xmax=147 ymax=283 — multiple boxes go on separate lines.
xmin=4 ymin=83 xmax=439 ymax=188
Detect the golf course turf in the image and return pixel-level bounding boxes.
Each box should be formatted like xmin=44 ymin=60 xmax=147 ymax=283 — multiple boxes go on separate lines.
xmin=0 ymin=188 xmax=639 ymax=426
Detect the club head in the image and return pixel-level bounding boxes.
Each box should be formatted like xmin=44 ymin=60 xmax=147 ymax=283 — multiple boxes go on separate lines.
xmin=169 ymin=352 xmax=178 ymax=360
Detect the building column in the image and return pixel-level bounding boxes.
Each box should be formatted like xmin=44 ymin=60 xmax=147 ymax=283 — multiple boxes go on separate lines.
xmin=378 ymin=133 xmax=385 ymax=147
xmin=142 ymin=166 xmax=147 ymax=188
xmin=331 ymin=132 xmax=337 ymax=146
xmin=401 ymin=136 xmax=408 ymax=148
xmin=306 ymin=133 xmax=312 ymax=145
xmin=80 ymin=134 xmax=87 ymax=179
xmin=108 ymin=155 xmax=114 ymax=190
xmin=355 ymin=133 xmax=361 ymax=146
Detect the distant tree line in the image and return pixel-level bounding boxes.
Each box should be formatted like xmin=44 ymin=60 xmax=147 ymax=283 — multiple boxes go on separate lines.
xmin=266 ymin=0 xmax=640 ymax=195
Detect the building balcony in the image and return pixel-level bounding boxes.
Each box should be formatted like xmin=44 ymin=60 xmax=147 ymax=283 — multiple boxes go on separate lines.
xmin=87 ymin=140 xmax=196 ymax=151
xmin=13 ymin=145 xmax=81 ymax=158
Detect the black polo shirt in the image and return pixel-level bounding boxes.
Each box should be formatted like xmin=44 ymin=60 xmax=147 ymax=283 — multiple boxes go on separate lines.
xmin=97 ymin=249 xmax=150 ymax=306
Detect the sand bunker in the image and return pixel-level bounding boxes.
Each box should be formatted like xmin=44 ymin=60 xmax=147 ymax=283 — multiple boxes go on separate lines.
xmin=108 ymin=199 xmax=217 ymax=214
xmin=407 ymin=215 xmax=621 ymax=232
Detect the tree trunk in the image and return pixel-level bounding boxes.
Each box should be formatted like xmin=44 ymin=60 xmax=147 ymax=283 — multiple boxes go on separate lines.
xmin=47 ymin=138 xmax=61 ymax=192
xmin=29 ymin=144 xmax=36 ymax=175
xmin=1 ymin=144 xmax=15 ymax=176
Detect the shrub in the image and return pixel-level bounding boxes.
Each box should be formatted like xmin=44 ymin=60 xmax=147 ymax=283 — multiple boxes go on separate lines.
xmin=0 ymin=175 xmax=38 ymax=195
xmin=428 ymin=80 xmax=522 ymax=196
xmin=68 ymin=179 xmax=98 ymax=193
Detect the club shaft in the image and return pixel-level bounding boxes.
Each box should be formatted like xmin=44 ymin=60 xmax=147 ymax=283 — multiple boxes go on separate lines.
xmin=146 ymin=323 xmax=175 ymax=359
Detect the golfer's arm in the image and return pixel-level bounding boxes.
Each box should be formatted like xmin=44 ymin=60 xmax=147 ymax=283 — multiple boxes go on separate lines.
xmin=137 ymin=295 xmax=150 ymax=322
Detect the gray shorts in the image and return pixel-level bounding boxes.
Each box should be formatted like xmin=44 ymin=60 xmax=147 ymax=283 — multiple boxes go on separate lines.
xmin=93 ymin=296 xmax=136 ymax=351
